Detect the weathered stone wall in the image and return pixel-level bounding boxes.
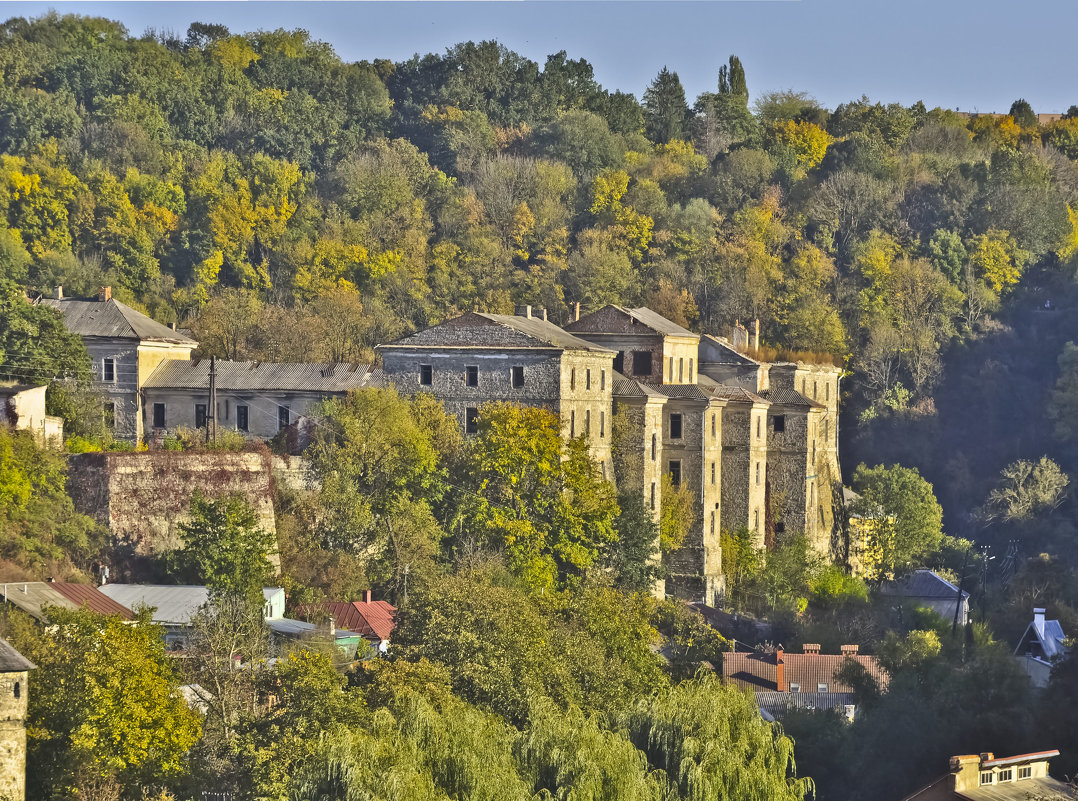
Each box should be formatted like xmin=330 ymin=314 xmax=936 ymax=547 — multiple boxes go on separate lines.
xmin=720 ymin=402 xmax=769 ymax=547
xmin=67 ymin=451 xmax=277 ymax=564
xmin=559 ymin=351 xmax=615 ymax=471
xmin=766 ymin=406 xmax=811 ymax=540
xmin=143 ymin=387 xmax=328 ymax=440
xmin=0 ymin=671 xmax=28 ymax=801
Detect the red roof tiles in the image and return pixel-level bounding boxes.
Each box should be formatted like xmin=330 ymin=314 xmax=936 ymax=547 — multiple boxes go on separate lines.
xmin=298 ymin=599 xmax=396 ymax=642
xmin=722 ymin=650 xmax=888 ymax=693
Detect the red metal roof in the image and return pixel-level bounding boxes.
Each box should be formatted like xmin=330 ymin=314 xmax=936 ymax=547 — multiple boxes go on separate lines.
xmin=297 ymin=600 xmax=396 ymax=642
xmin=51 ymin=582 xmax=134 ymax=619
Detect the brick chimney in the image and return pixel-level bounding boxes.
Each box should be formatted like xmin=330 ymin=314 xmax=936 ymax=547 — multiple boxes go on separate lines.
xmin=802 ymin=643 xmax=820 ymax=655
xmin=775 ymin=648 xmax=785 ymax=692
xmin=840 ymin=644 xmax=859 ymax=656
xmin=753 ymin=318 xmax=760 ymax=350
xmin=98 ymin=286 xmax=112 ymax=302
xmin=515 ymin=304 xmax=533 ymax=319
xmin=54 ymin=285 xmax=63 ymax=300
xmin=363 ymin=589 xmax=372 ymax=604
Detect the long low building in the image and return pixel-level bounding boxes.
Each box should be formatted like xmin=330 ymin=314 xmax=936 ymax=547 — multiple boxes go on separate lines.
xmin=141 ymin=359 xmax=382 ymax=440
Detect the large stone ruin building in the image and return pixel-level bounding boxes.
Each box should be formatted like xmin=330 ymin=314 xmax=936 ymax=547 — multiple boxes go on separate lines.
xmin=379 ymin=304 xmax=842 ymax=604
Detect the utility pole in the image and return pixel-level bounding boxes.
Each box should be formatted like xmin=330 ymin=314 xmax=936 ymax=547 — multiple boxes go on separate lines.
xmin=208 ymin=355 xmax=217 ymax=445
xmin=980 ymin=544 xmax=994 ymax=622
xmin=953 ymin=547 xmax=970 ymax=639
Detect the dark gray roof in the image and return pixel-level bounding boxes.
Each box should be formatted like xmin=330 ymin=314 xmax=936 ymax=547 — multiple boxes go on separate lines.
xmin=755 ymin=691 xmax=854 ymax=716
xmin=0 ymin=638 xmax=34 ymax=671
xmin=143 ymin=360 xmax=381 ymax=393
xmin=381 ymin=312 xmax=613 ymax=353
xmin=695 ymin=375 xmax=767 ymax=404
xmin=880 ymin=569 xmax=968 ymax=600
xmin=653 ymin=384 xmax=714 ymax=400
xmin=699 ymin=334 xmax=762 ymax=366
xmin=760 ymin=387 xmax=824 ymax=409
xmin=625 ymin=307 xmax=697 ymax=337
xmin=612 ymin=373 xmax=666 ymax=399
xmin=40 ymin=298 xmax=196 ymax=344
xmin=476 ymin=314 xmax=614 ymax=351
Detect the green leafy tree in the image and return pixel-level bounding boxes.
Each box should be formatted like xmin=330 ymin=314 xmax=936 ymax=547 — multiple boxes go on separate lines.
xmin=457 ymin=403 xmax=618 ymax=590
xmin=16 ymin=607 xmax=201 ymax=799
xmin=642 ymin=67 xmax=689 ymax=144
xmin=850 ymin=463 xmax=945 ymax=580
xmin=174 ymin=491 xmax=277 ymax=603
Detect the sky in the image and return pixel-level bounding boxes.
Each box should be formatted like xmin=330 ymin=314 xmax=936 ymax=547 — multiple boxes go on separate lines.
xmin=4 ymin=0 xmax=1078 ymax=114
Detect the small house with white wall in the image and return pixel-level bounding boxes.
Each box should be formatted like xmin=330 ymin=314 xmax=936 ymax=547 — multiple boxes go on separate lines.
xmin=1014 ymin=607 xmax=1068 ymax=688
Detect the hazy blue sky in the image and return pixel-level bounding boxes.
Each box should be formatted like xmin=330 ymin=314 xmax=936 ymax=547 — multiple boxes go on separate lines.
xmin=5 ymin=1 xmax=1077 ymax=113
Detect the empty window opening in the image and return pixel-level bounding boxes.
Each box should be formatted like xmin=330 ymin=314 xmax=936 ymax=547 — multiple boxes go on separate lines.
xmin=13 ymin=681 xmax=19 ymax=699
xmin=600 ymin=411 xmax=605 ymax=438
xmin=813 ymin=381 xmax=818 ymax=399
xmin=570 ymin=411 xmax=576 ymax=437
xmin=825 ymin=383 xmax=830 ymax=401
xmin=465 ymin=407 xmax=479 ymax=434
xmin=584 ymin=409 xmax=591 ymax=435
xmin=570 ymin=368 xmax=576 ymax=390
xmin=152 ymin=403 xmax=165 ymax=429
xmin=669 ymin=460 xmax=682 ymax=487
xmin=670 ymin=413 xmax=683 ymax=439
xmin=195 ymin=404 xmax=207 ymax=429
xmin=586 ymin=369 xmax=591 ymax=389
xmin=278 ymin=405 xmax=291 ymax=432
xmin=600 ymin=461 xmax=607 ymax=480
xmin=756 ymin=417 xmax=761 ymax=438
xmin=632 ymin=351 xmax=653 ymax=377
xmin=678 ymin=358 xmax=684 ymax=382
xmin=419 ymin=364 xmax=433 ymax=385
xmin=774 ymin=415 xmax=785 ymax=433
xmin=650 ymin=482 xmax=656 ymax=510
xmin=755 ymin=462 xmax=761 ymax=485
xmin=651 ymin=434 xmax=657 ymax=461
xmin=103 ymin=358 xmax=115 ymax=382
xmin=711 ymin=414 xmax=717 ymax=438
xmin=689 ymin=358 xmax=694 ymax=382
xmin=465 ymin=366 xmax=478 ymax=387
xmin=237 ymin=405 xmax=249 ymax=432
xmin=775 ymin=521 xmax=786 ymax=534
xmin=753 ymin=509 xmax=759 ymax=529
xmin=512 ymin=365 xmax=525 ymax=388
xmin=709 ymin=511 xmax=715 ymax=535
xmin=601 ymin=370 xmax=606 ymax=390
xmin=613 ymin=352 xmax=625 ymax=374
xmin=710 ymin=462 xmax=716 ymax=485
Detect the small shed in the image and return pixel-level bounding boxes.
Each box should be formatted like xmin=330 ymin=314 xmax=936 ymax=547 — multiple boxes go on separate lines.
xmin=880 ymin=569 xmax=970 ymax=625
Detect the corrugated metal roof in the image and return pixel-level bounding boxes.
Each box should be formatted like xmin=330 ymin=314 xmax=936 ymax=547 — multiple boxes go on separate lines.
xmin=880 ymin=569 xmax=969 ymax=601
xmin=297 ymin=600 xmax=396 ymax=642
xmin=143 ymin=360 xmax=382 ymax=393
xmin=267 ymin=618 xmax=362 ymax=640
xmin=99 ymin=585 xmax=285 ymax=626
xmin=755 ymin=691 xmax=855 ymax=715
xmin=51 ymin=582 xmax=134 ymax=619
xmin=40 ymin=298 xmax=196 ymax=343
xmin=0 ymin=638 xmax=34 ymax=672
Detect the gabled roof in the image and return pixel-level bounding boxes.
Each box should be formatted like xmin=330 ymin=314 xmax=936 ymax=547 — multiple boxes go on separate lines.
xmin=0 ymin=581 xmax=133 ymax=621
xmin=722 ymin=650 xmax=888 ymax=693
xmin=0 ymin=638 xmax=34 ymax=672
xmin=143 ymin=360 xmax=382 ymax=393
xmin=381 ymin=312 xmax=613 ymax=353
xmin=1015 ymin=614 xmax=1067 ymax=659
xmin=699 ymin=334 xmax=762 ymax=366
xmin=40 ymin=298 xmax=196 ymax=344
xmin=880 ymin=569 xmax=969 ymax=601
xmin=566 ymin=304 xmax=697 ymax=338
xmin=98 ymin=585 xmax=284 ymax=626
xmin=297 ymin=600 xmax=397 ymax=642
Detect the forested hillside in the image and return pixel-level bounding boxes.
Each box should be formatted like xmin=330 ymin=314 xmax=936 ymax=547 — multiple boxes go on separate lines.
xmin=5 ymin=13 xmax=1078 ymax=801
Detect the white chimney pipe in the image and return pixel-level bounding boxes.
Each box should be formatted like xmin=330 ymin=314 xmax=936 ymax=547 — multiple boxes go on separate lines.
xmin=1034 ymin=607 xmax=1046 ymax=629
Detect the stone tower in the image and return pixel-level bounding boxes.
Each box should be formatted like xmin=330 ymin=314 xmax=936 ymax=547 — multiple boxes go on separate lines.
xmin=0 ymin=639 xmax=34 ymax=801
